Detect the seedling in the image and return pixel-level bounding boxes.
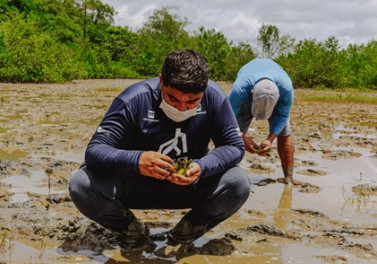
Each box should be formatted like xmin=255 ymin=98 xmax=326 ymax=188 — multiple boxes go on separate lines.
xmin=255 ymin=147 xmax=262 ymax=153
xmin=172 ymin=157 xmax=192 ymax=176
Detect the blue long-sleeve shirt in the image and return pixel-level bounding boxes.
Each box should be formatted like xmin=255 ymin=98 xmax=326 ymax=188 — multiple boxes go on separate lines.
xmin=85 ymin=77 xmax=244 ymax=178
xmin=228 ymin=58 xmax=294 ymax=135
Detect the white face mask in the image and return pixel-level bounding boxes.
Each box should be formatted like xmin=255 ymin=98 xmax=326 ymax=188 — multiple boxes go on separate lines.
xmin=159 ymin=97 xmax=198 ymax=122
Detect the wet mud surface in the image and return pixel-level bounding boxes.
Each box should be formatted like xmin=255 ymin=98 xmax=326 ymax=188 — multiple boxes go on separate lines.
xmin=0 ymin=80 xmax=376 ymax=263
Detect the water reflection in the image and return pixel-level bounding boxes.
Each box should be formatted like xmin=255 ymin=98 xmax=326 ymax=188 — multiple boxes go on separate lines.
xmin=273 ymin=184 xmax=293 ymax=229
xmin=1 ymin=169 xmax=65 ymax=203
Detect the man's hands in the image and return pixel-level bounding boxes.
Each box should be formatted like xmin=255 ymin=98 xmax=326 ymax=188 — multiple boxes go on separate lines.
xmin=139 ymin=151 xmax=201 ymax=185
xmin=139 ymin=151 xmax=175 ymax=180
xmin=259 ymin=139 xmax=272 ymax=155
xmin=242 ymin=134 xmax=273 ymax=156
xmin=169 ymin=162 xmax=201 ymax=185
xmin=242 ymin=132 xmax=293 ymax=184
xmin=242 ymin=134 xmax=259 ymax=153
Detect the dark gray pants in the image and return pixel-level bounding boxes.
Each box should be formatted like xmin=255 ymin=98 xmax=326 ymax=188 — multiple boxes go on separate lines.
xmin=69 ymin=166 xmax=251 ymax=233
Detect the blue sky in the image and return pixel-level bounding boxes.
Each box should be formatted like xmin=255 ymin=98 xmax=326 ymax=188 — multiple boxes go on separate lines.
xmin=102 ymin=0 xmax=377 ymax=48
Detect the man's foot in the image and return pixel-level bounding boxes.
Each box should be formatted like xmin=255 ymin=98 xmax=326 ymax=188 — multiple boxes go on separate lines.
xmin=119 ymin=215 xmax=149 ymax=249
xmin=284 ymin=176 xmax=293 ymax=184
xmin=277 ymin=177 xmax=293 ymax=184
xmin=168 ymin=217 xmax=212 ymax=245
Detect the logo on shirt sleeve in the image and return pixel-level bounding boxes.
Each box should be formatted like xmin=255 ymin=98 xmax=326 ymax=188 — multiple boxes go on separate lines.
xmin=144 ymin=110 xmax=159 ymax=122
xmin=96 ymin=126 xmax=111 ymax=136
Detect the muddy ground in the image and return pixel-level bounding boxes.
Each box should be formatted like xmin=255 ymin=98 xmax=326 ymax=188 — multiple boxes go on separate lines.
xmin=0 ymin=79 xmax=376 ymax=264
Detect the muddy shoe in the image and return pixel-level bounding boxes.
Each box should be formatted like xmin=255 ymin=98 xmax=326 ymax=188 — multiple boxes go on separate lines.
xmin=168 ymin=217 xmax=211 ymax=245
xmin=119 ymin=216 xmax=149 ymax=249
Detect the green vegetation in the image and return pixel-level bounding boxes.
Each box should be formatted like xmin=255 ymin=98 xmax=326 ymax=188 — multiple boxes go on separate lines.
xmin=94 ymin=87 xmax=122 ymax=92
xmin=0 ymin=1 xmax=377 ymax=90
xmin=296 ymin=91 xmax=377 ymax=104
xmin=172 ymin=157 xmax=192 ymax=176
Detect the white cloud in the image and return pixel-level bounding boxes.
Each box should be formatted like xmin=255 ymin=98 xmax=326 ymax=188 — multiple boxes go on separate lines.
xmin=227 ymin=12 xmax=260 ymax=43
xmin=102 ymin=0 xmax=377 ymax=47
xmin=113 ymin=4 xmax=157 ymax=31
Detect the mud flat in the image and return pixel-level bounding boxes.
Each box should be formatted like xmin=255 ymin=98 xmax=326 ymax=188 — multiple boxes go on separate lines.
xmin=0 ymin=80 xmax=376 ymax=263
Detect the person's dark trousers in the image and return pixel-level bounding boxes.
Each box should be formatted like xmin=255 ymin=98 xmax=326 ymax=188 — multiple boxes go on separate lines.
xmin=69 ymin=165 xmax=251 ymax=241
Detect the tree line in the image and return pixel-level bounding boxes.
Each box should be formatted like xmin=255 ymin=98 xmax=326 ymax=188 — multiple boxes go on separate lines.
xmin=0 ymin=0 xmax=376 ymax=89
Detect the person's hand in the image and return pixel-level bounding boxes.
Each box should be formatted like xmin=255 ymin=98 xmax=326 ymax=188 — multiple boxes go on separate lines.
xmin=258 ymin=139 xmax=272 ymax=155
xmin=167 ymin=162 xmax=201 ymax=186
xmin=242 ymin=134 xmax=261 ymax=154
xmin=139 ymin=151 xmax=174 ymax=180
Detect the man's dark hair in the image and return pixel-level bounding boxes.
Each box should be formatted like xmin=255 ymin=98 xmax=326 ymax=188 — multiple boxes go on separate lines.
xmin=161 ymin=48 xmax=209 ymax=94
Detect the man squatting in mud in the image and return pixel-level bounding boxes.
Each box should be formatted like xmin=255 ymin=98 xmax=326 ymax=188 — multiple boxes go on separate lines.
xmin=228 ymin=58 xmax=294 ymax=183
xmin=69 ymin=48 xmax=251 ymax=247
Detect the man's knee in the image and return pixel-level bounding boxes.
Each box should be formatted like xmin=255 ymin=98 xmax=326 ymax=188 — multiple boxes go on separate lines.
xmin=223 ymin=166 xmax=251 ymax=203
xmin=68 ymin=168 xmax=97 ymax=218
xmin=68 ymin=168 xmax=89 ymax=200
xmin=277 ymin=134 xmax=294 ymax=149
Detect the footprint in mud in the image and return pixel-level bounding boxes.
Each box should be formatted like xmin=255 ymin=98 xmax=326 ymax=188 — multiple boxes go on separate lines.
xmin=249 ymin=163 xmax=276 ymax=175
xmin=316 ymin=255 xmax=348 ymax=263
xmin=296 ymin=168 xmax=327 ymax=176
xmin=254 ymin=177 xmax=277 ymax=186
xmin=308 ymin=232 xmax=377 ymax=260
xmin=321 ymin=149 xmax=362 ymax=160
xmin=293 ymin=180 xmax=320 ymax=193
xmin=276 ymin=178 xmax=321 ymax=193
xmin=254 ymin=177 xmax=320 ymax=193
xmin=245 ymin=224 xmax=301 ymax=240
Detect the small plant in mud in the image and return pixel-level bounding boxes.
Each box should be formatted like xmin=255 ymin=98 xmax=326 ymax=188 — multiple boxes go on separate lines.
xmin=0 ymin=231 xmax=13 ymax=255
xmin=341 ymin=186 xmax=371 ymax=213
xmin=38 ymin=237 xmax=47 ymax=260
xmin=0 ymin=233 xmax=5 ymax=253
xmin=255 ymin=147 xmax=262 ymax=153
xmin=172 ymin=157 xmax=192 ymax=176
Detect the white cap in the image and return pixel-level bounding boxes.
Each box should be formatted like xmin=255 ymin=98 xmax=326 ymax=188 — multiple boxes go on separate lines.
xmin=251 ymin=79 xmax=279 ymax=120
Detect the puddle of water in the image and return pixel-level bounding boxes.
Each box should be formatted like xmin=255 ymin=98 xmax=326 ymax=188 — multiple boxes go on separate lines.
xmin=56 ymin=249 xmax=109 ymax=263
xmin=1 ymin=169 xmax=65 ymax=203
xmin=282 ymin=243 xmax=373 ymax=264
xmin=0 ymin=240 xmax=97 ymax=264
xmin=293 ymin=147 xmax=377 ymax=225
xmin=3 ymin=229 xmax=375 ymax=264
xmin=333 ymin=124 xmax=377 ymax=140
xmin=243 ymin=137 xmax=377 ymax=225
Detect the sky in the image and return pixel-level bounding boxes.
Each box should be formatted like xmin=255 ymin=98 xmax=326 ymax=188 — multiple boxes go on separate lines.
xmin=101 ymin=0 xmax=377 ymax=48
